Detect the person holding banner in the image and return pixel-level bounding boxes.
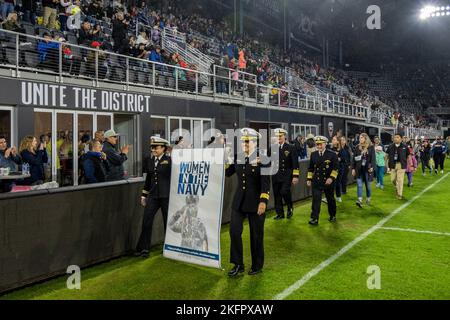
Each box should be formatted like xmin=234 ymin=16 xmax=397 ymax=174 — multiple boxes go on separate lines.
xmin=271 ymin=128 xmax=299 ymax=220
xmin=135 ymin=136 xmax=171 ymax=258
xmin=225 ymin=128 xmax=271 ymax=277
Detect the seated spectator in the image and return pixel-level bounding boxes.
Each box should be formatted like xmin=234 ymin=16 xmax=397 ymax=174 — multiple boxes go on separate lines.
xmin=79 ymin=20 xmax=94 ymax=46
xmin=102 ymin=129 xmax=130 ymax=181
xmin=1 ymin=12 xmax=25 ymax=33
xmin=37 ymin=33 xmax=60 ymax=72
xmin=0 ymin=135 xmax=22 ymax=192
xmin=86 ymin=41 xmax=107 ymax=78
xmin=149 ymin=45 xmax=163 ymax=63
xmin=60 ymin=37 xmax=81 ymax=75
xmin=19 ymin=135 xmax=48 ymax=186
xmin=87 ymin=0 xmax=104 ymax=21
xmin=81 ymin=140 xmax=108 ymax=184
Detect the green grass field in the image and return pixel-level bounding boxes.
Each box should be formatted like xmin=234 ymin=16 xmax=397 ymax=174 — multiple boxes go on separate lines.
xmin=2 ymin=171 xmax=450 ymax=300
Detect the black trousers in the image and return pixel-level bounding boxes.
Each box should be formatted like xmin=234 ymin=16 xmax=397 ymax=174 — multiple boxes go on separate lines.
xmin=311 ymin=185 xmax=336 ymax=220
xmin=421 ymin=158 xmax=431 ymax=173
xmin=230 ymin=209 xmax=265 ymax=270
xmin=136 ymin=197 xmax=169 ymax=251
xmin=272 ymin=178 xmax=293 ymax=215
xmin=335 ymin=165 xmax=349 ymax=197
xmin=433 ymin=154 xmax=445 ymax=171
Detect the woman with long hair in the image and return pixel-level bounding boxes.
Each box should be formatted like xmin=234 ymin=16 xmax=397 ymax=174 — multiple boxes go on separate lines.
xmin=19 ymin=135 xmax=48 ymax=185
xmin=419 ymin=140 xmax=432 ymax=175
xmin=352 ymin=133 xmax=375 ymax=208
xmin=336 ymin=136 xmax=352 ymax=201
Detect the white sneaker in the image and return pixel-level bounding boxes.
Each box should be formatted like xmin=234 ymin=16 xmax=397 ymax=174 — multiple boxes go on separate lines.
xmin=376 ymin=183 xmax=380 ymax=188
xmin=441 ymin=170 xmax=444 ymax=174
xmin=337 ymin=197 xmax=342 ymax=203
xmin=366 ymin=198 xmax=371 ymax=205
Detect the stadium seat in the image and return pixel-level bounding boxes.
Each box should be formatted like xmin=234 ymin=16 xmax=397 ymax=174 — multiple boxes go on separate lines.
xmin=24 ymin=51 xmax=39 ymax=68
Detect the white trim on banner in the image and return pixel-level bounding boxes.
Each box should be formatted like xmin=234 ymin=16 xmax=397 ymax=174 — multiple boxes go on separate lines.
xmin=163 ymin=148 xmax=225 ymax=269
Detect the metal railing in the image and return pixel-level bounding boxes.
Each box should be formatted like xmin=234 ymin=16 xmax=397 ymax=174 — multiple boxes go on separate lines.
xmin=0 ymin=29 xmax=391 ymax=123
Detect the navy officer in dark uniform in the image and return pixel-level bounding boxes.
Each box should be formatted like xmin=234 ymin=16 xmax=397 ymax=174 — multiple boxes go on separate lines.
xmin=135 ymin=136 xmax=171 ymax=258
xmin=226 ymin=128 xmax=271 ymax=276
xmin=306 ymin=136 xmax=339 ymax=225
xmin=271 ymin=128 xmax=299 ymax=220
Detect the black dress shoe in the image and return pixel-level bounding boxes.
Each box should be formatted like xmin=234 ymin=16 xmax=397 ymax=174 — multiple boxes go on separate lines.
xmin=287 ymin=208 xmax=293 ymax=219
xmin=308 ymin=218 xmax=319 ymax=225
xmin=329 ymin=216 xmax=337 ymax=222
xmin=274 ymin=214 xmax=285 ymax=220
xmin=228 ymin=264 xmax=245 ymax=277
xmin=140 ymin=250 xmax=149 ymax=258
xmin=248 ymin=268 xmax=262 ymax=276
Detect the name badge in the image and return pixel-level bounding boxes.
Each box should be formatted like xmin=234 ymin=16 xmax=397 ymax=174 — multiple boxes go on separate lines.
xmin=362 ymin=159 xmax=367 ymax=166
xmin=355 ymin=155 xmax=362 ymax=161
xmin=394 ymin=154 xmax=398 ymax=161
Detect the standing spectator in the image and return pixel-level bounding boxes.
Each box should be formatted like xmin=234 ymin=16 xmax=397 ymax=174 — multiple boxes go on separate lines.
xmin=0 ymin=135 xmax=22 ymax=192
xmin=1 ymin=0 xmax=14 ymax=21
xmin=373 ymin=136 xmax=384 ymax=150
xmin=305 ymin=133 xmax=316 ymax=159
xmin=419 ymin=140 xmax=432 ymax=175
xmin=352 ymin=133 xmax=375 ymax=208
xmin=21 ymin=0 xmax=37 ymax=24
xmin=386 ymin=133 xmax=408 ymax=200
xmin=102 ymin=129 xmax=130 ymax=181
xmin=42 ymin=0 xmax=59 ymax=30
xmin=81 ymin=140 xmax=108 ymax=184
xmin=375 ymin=145 xmax=386 ymax=190
xmin=293 ymin=135 xmax=307 ymax=160
xmin=112 ymin=11 xmax=129 ymax=53
xmin=432 ymin=137 xmax=446 ymax=174
xmin=94 ymin=130 xmax=105 ymax=143
xmin=336 ymin=136 xmax=351 ymax=199
xmin=406 ymin=147 xmax=418 ymax=187
xmin=19 ymin=135 xmax=48 ymax=186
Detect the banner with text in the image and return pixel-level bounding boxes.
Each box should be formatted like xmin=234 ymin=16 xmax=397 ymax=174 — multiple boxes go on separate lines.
xmin=164 ymin=148 xmax=225 ymax=269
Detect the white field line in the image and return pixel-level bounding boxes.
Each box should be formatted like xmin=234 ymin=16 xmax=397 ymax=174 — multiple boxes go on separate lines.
xmin=273 ymin=172 xmax=449 ymax=300
xmin=380 ymin=226 xmax=450 ymax=237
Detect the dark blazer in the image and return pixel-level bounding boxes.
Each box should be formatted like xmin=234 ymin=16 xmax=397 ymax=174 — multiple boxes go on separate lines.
xmin=386 ymin=143 xmax=408 ymax=169
xmin=141 ymin=154 xmax=171 ymax=199
xmin=102 ymin=141 xmax=127 ymax=181
xmin=352 ymin=145 xmax=376 ymax=178
xmin=226 ymin=150 xmax=271 ymax=213
xmin=271 ymin=142 xmax=299 ymax=183
xmin=307 ymin=149 xmax=339 ymax=189
xmin=20 ymin=148 xmax=48 ymax=185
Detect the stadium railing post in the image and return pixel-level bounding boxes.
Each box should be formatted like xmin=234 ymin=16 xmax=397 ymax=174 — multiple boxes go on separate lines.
xmin=95 ymin=51 xmax=99 ymax=86
xmin=15 ymin=34 xmax=19 ymax=77
xmin=59 ymin=45 xmax=63 ymax=82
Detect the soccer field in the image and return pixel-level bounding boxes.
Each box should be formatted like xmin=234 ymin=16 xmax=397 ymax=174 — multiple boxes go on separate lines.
xmin=2 ymin=172 xmax=450 ymax=300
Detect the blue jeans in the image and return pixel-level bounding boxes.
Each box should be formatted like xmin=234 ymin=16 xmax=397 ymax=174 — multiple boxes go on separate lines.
xmin=356 ymin=171 xmax=372 ymax=198
xmin=376 ymin=165 xmax=385 ymax=186
xmin=1 ymin=2 xmax=15 ymax=20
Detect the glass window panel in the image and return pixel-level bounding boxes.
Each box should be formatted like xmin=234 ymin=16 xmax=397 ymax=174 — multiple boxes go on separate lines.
xmin=114 ymin=114 xmax=137 ymax=178
xmin=0 ymin=110 xmax=11 ymax=143
xmin=170 ymin=118 xmax=179 ymax=143
xmin=203 ymin=120 xmax=212 ymax=147
xmin=57 ymin=113 xmax=74 ymax=186
xmin=193 ymin=120 xmax=202 ymax=148
xmin=78 ymin=114 xmax=93 ymax=156
xmin=150 ymin=117 xmax=166 ymax=139
xmin=97 ymin=114 xmax=112 ymax=132
xmin=34 ymin=112 xmax=52 ymax=182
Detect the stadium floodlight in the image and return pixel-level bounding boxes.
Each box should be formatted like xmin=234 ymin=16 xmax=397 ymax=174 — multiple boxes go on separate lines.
xmin=420 ymin=5 xmax=436 ymax=19
xmin=419 ymin=4 xmax=450 ymax=19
